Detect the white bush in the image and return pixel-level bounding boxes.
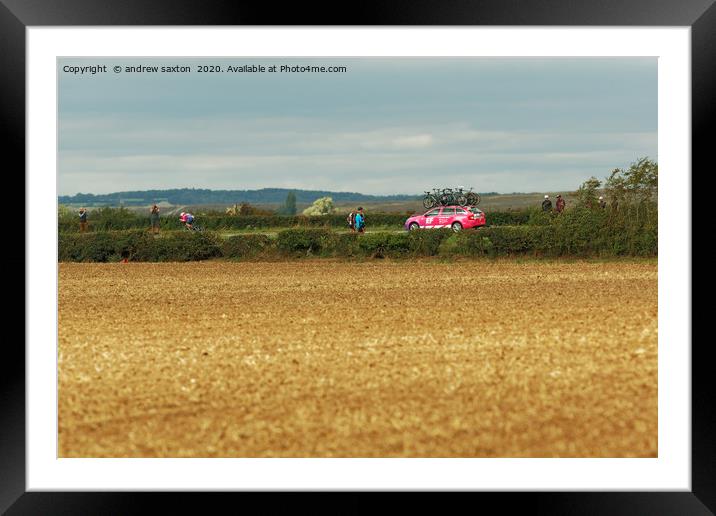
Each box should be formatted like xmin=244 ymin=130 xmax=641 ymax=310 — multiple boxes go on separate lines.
xmin=302 ymin=196 xmax=335 ymax=216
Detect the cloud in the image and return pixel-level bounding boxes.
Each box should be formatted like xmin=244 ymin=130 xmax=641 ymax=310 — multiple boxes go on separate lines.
xmin=391 ymin=134 xmax=434 ymax=149
xmin=58 ymin=58 xmax=657 ymax=195
xmin=58 ymin=117 xmax=656 ymax=195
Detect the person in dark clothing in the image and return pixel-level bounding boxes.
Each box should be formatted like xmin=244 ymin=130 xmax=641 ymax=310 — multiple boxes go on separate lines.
xmin=599 ymin=196 xmax=607 ymax=209
xmin=150 ymin=204 xmax=160 ymax=234
xmin=555 ymin=194 xmax=566 ymax=213
xmin=78 ymin=207 xmax=88 ymax=232
xmin=541 ymin=195 xmax=553 ymax=212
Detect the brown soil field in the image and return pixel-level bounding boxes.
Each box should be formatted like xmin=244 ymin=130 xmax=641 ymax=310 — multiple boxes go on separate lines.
xmin=58 ymin=260 xmax=657 ymax=457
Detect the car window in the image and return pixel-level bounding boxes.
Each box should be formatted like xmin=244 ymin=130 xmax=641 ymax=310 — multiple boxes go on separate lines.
xmin=456 ymin=209 xmax=467 ymax=214
xmin=470 ymin=207 xmax=483 ymax=214
xmin=425 ymin=209 xmax=441 ymax=217
xmin=441 ymin=207 xmax=456 ymax=215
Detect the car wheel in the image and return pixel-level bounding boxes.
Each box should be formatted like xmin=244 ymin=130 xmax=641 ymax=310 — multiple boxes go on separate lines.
xmin=409 ymin=222 xmax=420 ymax=231
xmin=451 ymin=222 xmax=462 ymax=232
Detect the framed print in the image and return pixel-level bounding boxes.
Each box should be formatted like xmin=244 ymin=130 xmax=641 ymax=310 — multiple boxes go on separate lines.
xmin=4 ymin=0 xmax=710 ymax=513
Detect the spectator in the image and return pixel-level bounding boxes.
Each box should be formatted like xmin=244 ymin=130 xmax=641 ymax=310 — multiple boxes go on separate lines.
xmin=555 ymin=194 xmax=566 ymax=213
xmin=150 ymin=204 xmax=160 ymax=234
xmin=354 ymin=207 xmax=366 ymax=233
xmin=599 ymin=196 xmax=607 ymax=209
xmin=78 ymin=207 xmax=88 ymax=232
xmin=347 ymin=209 xmax=356 ymax=232
xmin=541 ymin=195 xmax=552 ymax=212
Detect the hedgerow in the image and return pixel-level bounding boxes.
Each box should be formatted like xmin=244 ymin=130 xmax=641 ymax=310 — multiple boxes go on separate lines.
xmin=221 ymin=234 xmax=273 ymax=260
xmin=131 ymin=232 xmax=223 ymax=262
xmin=406 ymin=229 xmax=454 ymax=255
xmin=58 ymin=204 xmax=657 ymax=262
xmin=357 ymin=233 xmax=410 ymax=257
xmin=58 ymin=208 xmax=537 ymax=233
xmin=443 ymin=204 xmax=657 ymax=258
xmin=486 ymin=210 xmax=531 ymax=226
xmin=276 ymin=228 xmax=337 ymax=256
xmin=59 ymin=230 xmax=222 ymax=262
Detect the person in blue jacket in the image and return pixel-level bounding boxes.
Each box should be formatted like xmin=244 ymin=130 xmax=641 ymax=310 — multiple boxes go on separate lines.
xmin=354 ymin=207 xmax=366 ymax=233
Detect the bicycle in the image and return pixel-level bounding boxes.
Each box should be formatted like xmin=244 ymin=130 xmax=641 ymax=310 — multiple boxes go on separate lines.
xmin=439 ymin=187 xmax=467 ymax=206
xmin=182 ymin=221 xmax=204 ymax=232
xmin=424 ymin=187 xmax=480 ymax=208
xmin=422 ymin=189 xmax=441 ymax=209
xmin=464 ymin=187 xmax=481 ymax=206
xmin=452 ymin=186 xmax=469 ymax=206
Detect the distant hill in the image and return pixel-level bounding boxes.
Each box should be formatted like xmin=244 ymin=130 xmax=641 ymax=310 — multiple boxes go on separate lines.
xmin=58 ymin=188 xmax=424 ymax=206
xmin=58 ymin=188 xmax=497 ymax=207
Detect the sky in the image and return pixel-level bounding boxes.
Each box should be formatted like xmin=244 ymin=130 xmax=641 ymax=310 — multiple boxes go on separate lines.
xmin=58 ymin=57 xmax=657 ymax=196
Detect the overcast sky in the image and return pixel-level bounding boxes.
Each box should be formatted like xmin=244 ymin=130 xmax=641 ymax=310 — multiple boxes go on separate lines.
xmin=58 ymin=57 xmax=657 ymax=196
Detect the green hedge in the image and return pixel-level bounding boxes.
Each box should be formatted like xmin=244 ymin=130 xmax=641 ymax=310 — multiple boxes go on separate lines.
xmin=450 ymin=227 xmax=547 ymax=257
xmin=442 ymin=207 xmax=657 ymax=258
xmin=58 ymin=206 xmax=657 ymax=262
xmin=221 ymin=234 xmax=274 ymax=260
xmin=486 ymin=210 xmax=531 ymax=226
xmin=58 ymin=208 xmax=536 ymax=233
xmin=272 ymin=227 xmax=455 ymax=257
xmin=59 ymin=230 xmax=222 ymax=262
xmin=276 ymin=228 xmax=337 ymax=255
xmin=59 ymin=212 xmax=411 ymax=232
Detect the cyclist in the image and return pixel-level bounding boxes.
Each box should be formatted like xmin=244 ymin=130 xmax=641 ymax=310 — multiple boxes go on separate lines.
xmin=180 ymin=211 xmax=195 ymax=230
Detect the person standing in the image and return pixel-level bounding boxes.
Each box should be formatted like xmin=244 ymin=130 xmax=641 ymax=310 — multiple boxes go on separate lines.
xmin=354 ymin=207 xmax=366 ymax=233
xmin=541 ymin=195 xmax=552 ymax=212
xmin=78 ymin=207 xmax=88 ymax=232
xmin=150 ymin=204 xmax=160 ymax=234
xmin=347 ymin=209 xmax=356 ymax=232
xmin=599 ymin=196 xmax=607 ymax=209
xmin=555 ymin=194 xmax=566 ymax=213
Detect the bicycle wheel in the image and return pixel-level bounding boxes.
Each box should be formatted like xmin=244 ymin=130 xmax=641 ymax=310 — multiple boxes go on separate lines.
xmin=466 ymin=192 xmax=480 ymax=205
xmin=423 ymin=195 xmax=436 ymax=209
xmin=455 ymin=194 xmax=467 ymax=206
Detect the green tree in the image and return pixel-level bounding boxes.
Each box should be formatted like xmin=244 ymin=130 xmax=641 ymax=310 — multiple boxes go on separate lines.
xmin=226 ymin=202 xmax=263 ymax=216
xmin=604 ymin=157 xmax=657 ymax=206
xmin=576 ymin=177 xmax=602 ymax=208
xmin=278 ymin=191 xmax=297 ymax=216
xmin=603 ymin=157 xmax=657 ymax=224
xmin=302 ymin=196 xmax=335 ymax=216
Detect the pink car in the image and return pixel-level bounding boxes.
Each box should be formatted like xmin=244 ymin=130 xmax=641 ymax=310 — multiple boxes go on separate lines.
xmin=404 ymin=205 xmax=486 ymax=232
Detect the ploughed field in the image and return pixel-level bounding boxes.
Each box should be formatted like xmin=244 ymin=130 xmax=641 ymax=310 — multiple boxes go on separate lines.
xmin=58 ymin=261 xmax=657 ymax=457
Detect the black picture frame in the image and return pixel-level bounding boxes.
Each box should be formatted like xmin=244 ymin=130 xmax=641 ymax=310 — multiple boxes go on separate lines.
xmin=4 ymin=1 xmax=708 ymax=513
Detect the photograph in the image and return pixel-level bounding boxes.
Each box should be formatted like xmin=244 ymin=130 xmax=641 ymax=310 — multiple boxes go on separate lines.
xmin=56 ymin=56 xmax=659 ymax=459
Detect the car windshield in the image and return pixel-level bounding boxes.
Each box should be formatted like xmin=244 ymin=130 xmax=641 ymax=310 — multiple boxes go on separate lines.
xmin=470 ymin=207 xmax=482 ymax=214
